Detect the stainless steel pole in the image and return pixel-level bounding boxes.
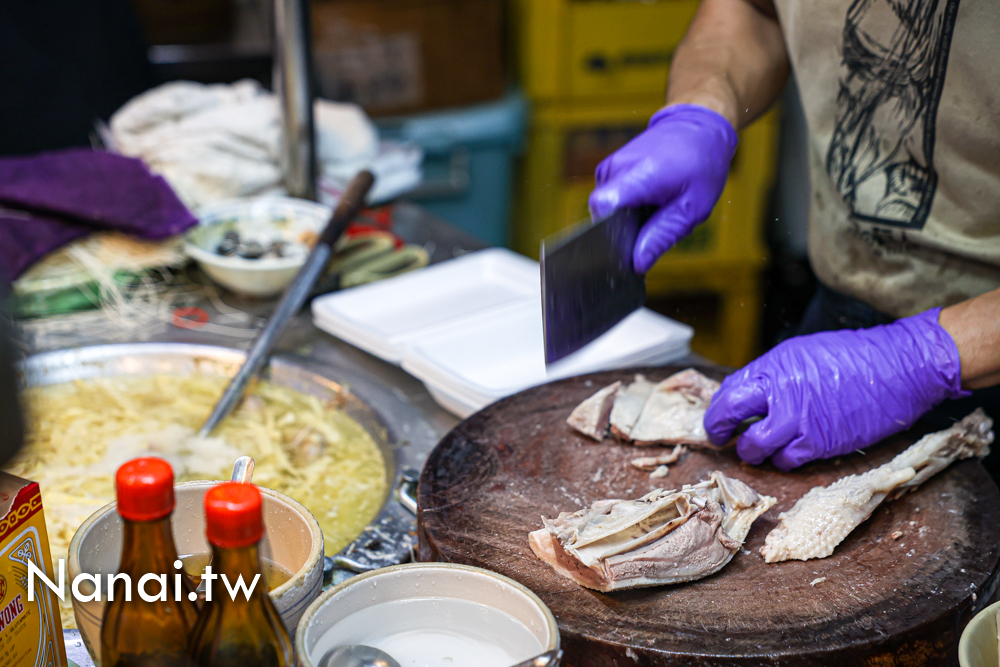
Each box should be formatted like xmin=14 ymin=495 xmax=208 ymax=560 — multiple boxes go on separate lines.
xmin=273 ymin=0 xmax=317 ymax=200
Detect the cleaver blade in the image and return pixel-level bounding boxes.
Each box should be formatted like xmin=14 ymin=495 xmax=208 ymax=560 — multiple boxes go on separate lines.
xmin=541 ymin=208 xmax=648 ymax=365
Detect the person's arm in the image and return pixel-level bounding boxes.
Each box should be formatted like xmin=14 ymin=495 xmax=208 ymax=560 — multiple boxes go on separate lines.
xmin=666 ymin=0 xmax=790 ymax=129
xmin=703 ymin=291 xmax=1000 ymax=471
xmin=940 ymin=288 xmax=1000 ymax=389
xmin=588 ymin=0 xmax=790 ymax=272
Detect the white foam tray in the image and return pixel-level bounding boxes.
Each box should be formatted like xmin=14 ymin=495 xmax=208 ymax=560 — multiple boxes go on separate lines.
xmin=420 ymin=340 xmax=691 ymax=418
xmin=312 ymin=248 xmax=694 ymax=417
xmin=310 ymin=248 xmax=539 ymax=363
xmin=424 ymin=381 xmax=488 ymax=419
xmin=401 ymin=300 xmax=692 ymax=407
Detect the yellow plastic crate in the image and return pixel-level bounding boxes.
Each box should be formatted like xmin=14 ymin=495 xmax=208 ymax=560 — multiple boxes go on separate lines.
xmin=647 ymin=258 xmax=765 ymax=367
xmin=513 ymin=100 xmax=779 ymax=274
xmin=510 ymin=0 xmax=700 ymax=102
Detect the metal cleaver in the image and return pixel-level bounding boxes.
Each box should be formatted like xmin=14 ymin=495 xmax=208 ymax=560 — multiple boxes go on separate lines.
xmin=541 ymin=207 xmax=650 ymax=365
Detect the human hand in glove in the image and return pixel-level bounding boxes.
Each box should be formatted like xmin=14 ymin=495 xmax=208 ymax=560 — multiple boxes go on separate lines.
xmin=588 ymin=104 xmax=737 ymax=273
xmin=703 ymin=308 xmax=969 ymax=470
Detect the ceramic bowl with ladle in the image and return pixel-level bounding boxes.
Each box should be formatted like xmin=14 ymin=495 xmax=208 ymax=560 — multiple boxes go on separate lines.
xmin=296 ymin=562 xmax=561 ymax=667
xmin=68 ymin=479 xmax=324 ymax=666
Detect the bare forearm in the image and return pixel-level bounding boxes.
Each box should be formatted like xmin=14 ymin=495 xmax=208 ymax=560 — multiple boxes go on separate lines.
xmin=940 ymin=288 xmax=1000 ymax=390
xmin=666 ymin=0 xmax=790 ymax=129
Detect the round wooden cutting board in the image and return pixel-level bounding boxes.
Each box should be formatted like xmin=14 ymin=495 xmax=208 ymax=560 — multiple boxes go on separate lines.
xmin=417 ymin=366 xmax=1000 ymax=666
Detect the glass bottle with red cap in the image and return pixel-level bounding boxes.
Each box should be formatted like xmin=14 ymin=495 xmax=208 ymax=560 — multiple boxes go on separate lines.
xmin=189 ymin=482 xmax=293 ymax=667
xmin=102 ymin=457 xmax=200 ymax=667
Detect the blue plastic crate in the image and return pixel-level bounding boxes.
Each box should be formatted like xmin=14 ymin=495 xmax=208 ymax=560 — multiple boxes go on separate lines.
xmin=377 ymin=92 xmax=528 ymax=247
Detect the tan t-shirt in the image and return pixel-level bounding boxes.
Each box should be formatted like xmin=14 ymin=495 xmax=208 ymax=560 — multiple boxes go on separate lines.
xmin=773 ymin=0 xmax=1000 ymax=317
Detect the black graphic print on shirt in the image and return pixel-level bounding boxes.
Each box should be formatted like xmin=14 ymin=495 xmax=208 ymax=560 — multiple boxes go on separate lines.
xmin=826 ymin=0 xmax=960 ymax=230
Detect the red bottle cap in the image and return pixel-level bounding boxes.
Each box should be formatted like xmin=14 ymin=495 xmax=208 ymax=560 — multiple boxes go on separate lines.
xmin=116 ymin=457 xmax=175 ymax=522
xmin=204 ymin=482 xmax=264 ymax=549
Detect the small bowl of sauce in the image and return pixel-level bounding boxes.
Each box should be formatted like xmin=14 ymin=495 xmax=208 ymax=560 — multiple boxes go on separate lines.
xmin=184 ymin=195 xmax=332 ymax=298
xmin=297 ymin=562 xmax=560 ymax=667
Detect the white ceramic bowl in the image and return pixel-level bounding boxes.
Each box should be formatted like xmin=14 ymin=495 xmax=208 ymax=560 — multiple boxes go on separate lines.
xmin=185 ymin=196 xmax=332 ymax=298
xmin=68 ymin=481 xmax=324 ymax=666
xmin=960 ymin=599 xmax=1000 ymax=667
xmin=296 ymin=562 xmax=560 ymax=667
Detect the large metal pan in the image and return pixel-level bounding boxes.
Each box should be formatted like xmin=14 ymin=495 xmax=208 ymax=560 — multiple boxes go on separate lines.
xmin=19 ymin=342 xmax=429 ymax=581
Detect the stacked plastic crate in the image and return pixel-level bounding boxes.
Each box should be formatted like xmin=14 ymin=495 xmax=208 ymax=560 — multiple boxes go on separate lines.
xmin=510 ymin=0 xmax=779 ymax=367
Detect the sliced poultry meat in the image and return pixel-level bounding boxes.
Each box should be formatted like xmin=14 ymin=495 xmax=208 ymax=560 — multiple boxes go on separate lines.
xmin=567 ymin=369 xmax=720 ymax=447
xmin=630 ymin=445 xmax=686 ymax=471
xmin=628 ymin=369 xmax=719 ymax=446
xmin=609 ymin=375 xmax=654 ymax=440
xmin=566 ymin=381 xmax=620 ymax=441
xmin=761 ymin=409 xmax=994 ymax=563
xmin=528 ymin=472 xmax=775 ymax=591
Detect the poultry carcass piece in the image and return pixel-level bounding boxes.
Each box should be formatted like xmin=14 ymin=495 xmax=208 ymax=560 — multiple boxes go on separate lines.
xmin=529 ymin=472 xmax=775 ymax=591
xmin=761 ymin=409 xmax=994 ymax=563
xmin=567 ymin=369 xmax=720 ymax=446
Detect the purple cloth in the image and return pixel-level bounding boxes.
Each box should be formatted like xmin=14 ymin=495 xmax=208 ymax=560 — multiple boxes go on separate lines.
xmin=0 ymin=148 xmax=196 ymax=282
xmin=588 ymin=104 xmax=737 ymax=273
xmin=703 ymin=308 xmax=970 ymax=470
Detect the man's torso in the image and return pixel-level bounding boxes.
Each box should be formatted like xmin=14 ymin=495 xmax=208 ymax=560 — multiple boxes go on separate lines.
xmin=773 ymin=0 xmax=1000 ymax=316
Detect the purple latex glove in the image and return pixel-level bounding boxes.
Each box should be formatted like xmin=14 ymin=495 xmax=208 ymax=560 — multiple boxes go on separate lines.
xmin=588 ymin=104 xmax=737 ymax=273
xmin=0 ymin=148 xmax=196 ymax=282
xmin=704 ymin=308 xmax=970 ymax=471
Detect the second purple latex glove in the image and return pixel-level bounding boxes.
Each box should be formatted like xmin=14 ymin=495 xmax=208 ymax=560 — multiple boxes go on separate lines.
xmin=703 ymin=308 xmax=969 ymax=471
xmin=588 ymin=104 xmax=737 ymax=273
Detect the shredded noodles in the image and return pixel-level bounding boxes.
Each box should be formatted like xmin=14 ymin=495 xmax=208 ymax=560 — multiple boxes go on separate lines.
xmin=8 ymin=375 xmax=388 ymax=628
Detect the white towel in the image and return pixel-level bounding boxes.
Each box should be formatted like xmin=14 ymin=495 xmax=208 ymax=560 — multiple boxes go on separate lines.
xmin=110 ymin=80 xmax=422 ymax=208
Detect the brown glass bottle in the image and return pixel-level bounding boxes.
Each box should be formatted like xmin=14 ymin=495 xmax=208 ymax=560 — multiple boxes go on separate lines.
xmin=189 ymin=482 xmax=293 ymax=667
xmin=101 ymin=457 xmax=200 ymax=667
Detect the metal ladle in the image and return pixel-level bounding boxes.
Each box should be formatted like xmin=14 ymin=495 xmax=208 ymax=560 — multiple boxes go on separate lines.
xmin=230 ymin=455 xmax=255 ymax=484
xmin=318 ymin=646 xmax=562 ymax=667
xmin=318 ymin=646 xmax=400 ymax=667
xmin=194 ymin=455 xmax=257 ymax=595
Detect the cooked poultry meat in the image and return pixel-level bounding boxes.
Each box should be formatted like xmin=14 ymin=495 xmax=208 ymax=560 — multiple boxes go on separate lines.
xmin=529 ymin=472 xmax=775 ymax=591
xmin=566 ymin=381 xmax=620 ymax=441
xmin=652 ymin=368 xmax=718 ymax=403
xmin=649 ymin=465 xmax=670 ymax=479
xmin=609 ymin=375 xmax=654 ymax=440
xmin=629 ymin=369 xmax=719 ymax=446
xmin=568 ymin=370 xmax=720 ymax=447
xmin=761 ymin=409 xmax=993 ymax=563
xmin=630 ymin=445 xmax=686 ymax=471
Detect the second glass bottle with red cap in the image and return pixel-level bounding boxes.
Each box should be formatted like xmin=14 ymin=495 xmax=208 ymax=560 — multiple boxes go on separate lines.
xmin=188 ymin=482 xmax=293 ymax=667
xmin=102 ymin=457 xmax=199 ymax=667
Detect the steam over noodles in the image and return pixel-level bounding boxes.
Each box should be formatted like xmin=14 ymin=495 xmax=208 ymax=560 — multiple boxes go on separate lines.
xmin=8 ymin=374 xmax=388 ymax=628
